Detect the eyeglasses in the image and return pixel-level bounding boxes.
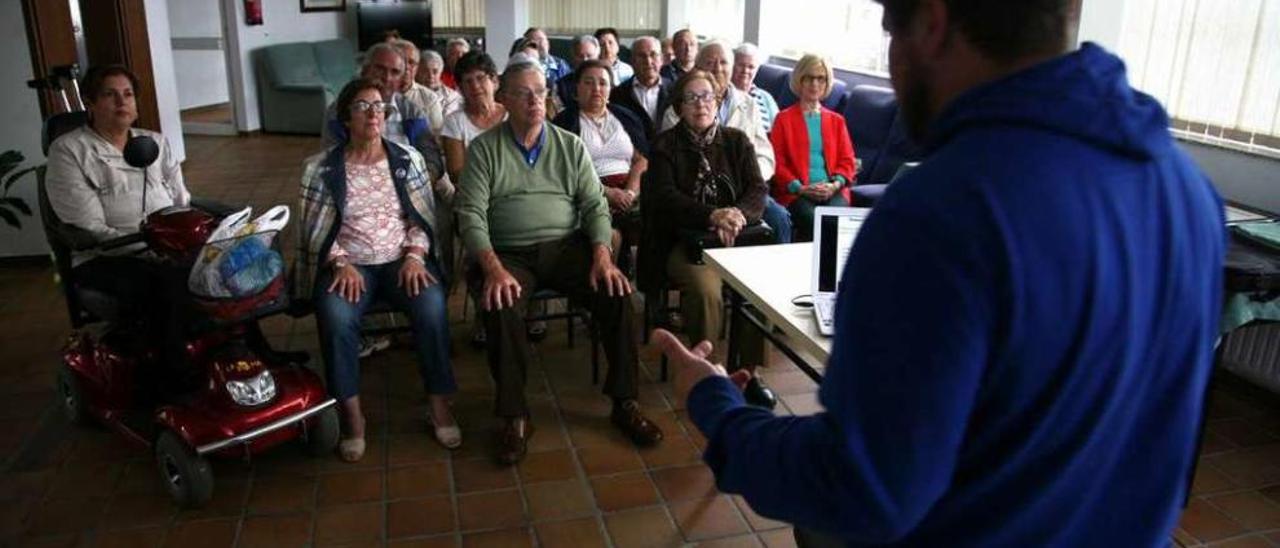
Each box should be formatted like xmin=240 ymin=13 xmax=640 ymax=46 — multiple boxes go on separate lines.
xmin=801 ymin=74 xmax=829 ymax=85
xmin=681 ymin=91 xmax=716 ymax=106
xmin=507 ymin=87 xmax=548 ymax=102
xmin=350 ymin=100 xmax=388 ymax=114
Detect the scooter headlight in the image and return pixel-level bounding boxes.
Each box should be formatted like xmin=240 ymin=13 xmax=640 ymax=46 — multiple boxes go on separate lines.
xmin=225 ymin=370 xmax=276 ymax=406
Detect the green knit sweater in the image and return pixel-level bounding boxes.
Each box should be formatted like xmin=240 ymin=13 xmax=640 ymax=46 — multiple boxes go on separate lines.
xmin=456 ymin=122 xmax=612 ymax=252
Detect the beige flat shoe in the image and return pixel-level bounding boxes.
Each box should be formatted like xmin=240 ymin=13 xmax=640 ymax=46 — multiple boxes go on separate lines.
xmin=428 ymin=411 xmax=462 ymax=450
xmin=338 ymin=437 xmax=366 ymax=462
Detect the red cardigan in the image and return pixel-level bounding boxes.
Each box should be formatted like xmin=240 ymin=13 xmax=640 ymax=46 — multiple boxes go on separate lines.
xmin=768 ymin=105 xmax=856 ymax=207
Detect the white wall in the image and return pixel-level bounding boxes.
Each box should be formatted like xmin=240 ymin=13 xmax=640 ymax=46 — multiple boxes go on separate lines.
xmin=485 ymin=0 xmax=529 ymax=72
xmin=144 ymin=0 xmax=185 ymax=162
xmin=168 ymin=0 xmax=231 ymax=110
xmin=222 ymin=0 xmax=349 ymax=131
xmin=0 ymin=1 xmax=49 ymax=257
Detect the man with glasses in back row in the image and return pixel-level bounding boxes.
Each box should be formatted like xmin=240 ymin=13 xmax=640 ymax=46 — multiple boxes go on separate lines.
xmin=455 ymin=60 xmax=665 ymax=466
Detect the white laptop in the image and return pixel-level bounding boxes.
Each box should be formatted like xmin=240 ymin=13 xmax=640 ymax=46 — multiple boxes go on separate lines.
xmin=811 ymin=206 xmax=871 ymax=336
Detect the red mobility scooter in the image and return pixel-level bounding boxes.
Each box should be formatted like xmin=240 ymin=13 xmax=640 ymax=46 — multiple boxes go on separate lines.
xmin=37 ymin=108 xmax=338 ymax=508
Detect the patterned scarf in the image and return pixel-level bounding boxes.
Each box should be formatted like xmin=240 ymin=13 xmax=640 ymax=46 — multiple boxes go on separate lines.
xmin=684 ymin=122 xmax=721 ymax=205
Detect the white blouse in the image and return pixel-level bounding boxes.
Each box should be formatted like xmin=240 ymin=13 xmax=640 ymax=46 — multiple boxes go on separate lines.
xmin=579 ymin=111 xmax=634 ymax=178
xmin=441 ymin=109 xmax=505 ymax=147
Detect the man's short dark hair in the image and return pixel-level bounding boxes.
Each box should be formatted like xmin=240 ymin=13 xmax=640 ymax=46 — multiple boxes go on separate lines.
xmin=594 ymin=27 xmax=619 ymax=42
xmin=876 ymin=0 xmax=1071 ymax=62
xmin=82 ymin=64 xmax=141 ymax=102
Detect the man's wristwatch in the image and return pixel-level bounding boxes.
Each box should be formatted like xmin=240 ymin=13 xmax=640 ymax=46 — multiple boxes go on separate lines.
xmin=405 ymin=253 xmax=425 ymax=264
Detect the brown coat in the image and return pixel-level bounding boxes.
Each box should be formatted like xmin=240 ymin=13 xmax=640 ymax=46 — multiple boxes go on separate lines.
xmin=638 ymin=123 xmax=767 ymax=292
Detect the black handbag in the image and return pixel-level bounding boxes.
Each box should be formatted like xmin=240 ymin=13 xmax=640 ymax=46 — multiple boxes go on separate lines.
xmin=680 ymin=222 xmax=776 ymax=264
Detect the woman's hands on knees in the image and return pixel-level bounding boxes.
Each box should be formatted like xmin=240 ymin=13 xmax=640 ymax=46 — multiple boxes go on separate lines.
xmin=398 ymin=252 xmax=437 ymax=297
xmin=327 ymin=263 xmax=366 ymax=303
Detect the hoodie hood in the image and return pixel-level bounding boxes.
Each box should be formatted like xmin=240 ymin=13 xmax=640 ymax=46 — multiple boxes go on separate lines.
xmin=924 ymin=43 xmax=1171 ymax=160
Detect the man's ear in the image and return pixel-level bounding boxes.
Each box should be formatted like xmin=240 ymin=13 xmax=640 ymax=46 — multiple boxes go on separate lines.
xmin=914 ymin=0 xmax=953 ymax=60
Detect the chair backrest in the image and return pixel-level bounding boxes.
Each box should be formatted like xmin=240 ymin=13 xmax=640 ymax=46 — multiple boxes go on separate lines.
xmin=756 ymin=64 xmax=849 ymax=112
xmin=41 ymin=111 xmax=89 ymax=156
xmin=36 ymin=168 xmax=93 ymax=328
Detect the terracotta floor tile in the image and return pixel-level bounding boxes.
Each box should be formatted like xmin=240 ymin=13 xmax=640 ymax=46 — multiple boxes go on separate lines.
xmin=577 ymin=444 xmax=646 ymax=477
xmin=113 ymin=461 xmax=169 ymax=497
xmin=316 ymin=469 xmax=384 ymax=506
xmin=695 ymin=534 xmax=764 ymax=547
xmin=605 ymin=506 xmax=682 ymax=548
xmin=462 ymin=527 xmax=534 ymax=547
xmin=45 ymin=461 xmax=123 ymax=500
xmin=590 ymin=472 xmax=661 ymax=512
xmin=16 ymin=533 xmax=82 ymax=548
xmin=1210 ymin=419 xmax=1280 ymax=448
xmin=1208 ymin=444 xmax=1280 ymax=489
xmin=387 ymin=461 xmax=452 ymax=499
xmin=732 ymin=496 xmax=789 ymax=532
xmin=1172 ymin=527 xmax=1198 ymax=547
xmin=1200 ymin=430 xmax=1239 ymax=456
xmin=652 ymin=465 xmax=719 ymax=502
xmin=161 ymin=518 xmax=238 ymax=548
xmin=453 ymin=457 xmax=518 ymax=493
xmin=670 ymin=496 xmax=751 ymax=542
xmin=177 ymin=478 xmax=248 ymax=521
xmin=388 ymin=496 xmax=457 ymax=538
xmin=1194 ymin=462 xmax=1242 ymax=495
xmin=1259 ymin=484 xmax=1280 ymax=505
xmin=639 ymin=434 xmax=702 ymax=469
xmin=534 ymin=517 xmax=608 ymax=548
xmin=518 ymin=449 xmax=580 ymax=484
xmin=389 ymin=534 xmax=460 ymax=547
xmin=247 ymin=476 xmax=316 ymax=514
xmin=24 ymin=496 xmax=106 ymax=536
xmin=525 ymin=479 xmax=596 ymax=521
xmin=388 ymin=434 xmax=452 ymax=465
xmin=456 ymin=489 xmax=527 ymax=531
xmin=313 ymin=503 xmax=383 ymax=547
xmin=758 ymin=528 xmax=798 ymax=548
xmin=780 ymin=393 xmax=823 ymax=416
xmin=1208 ymin=491 xmax=1280 ymax=530
xmin=1206 ymin=535 xmax=1275 ymax=547
xmin=91 ymin=526 xmax=166 ymax=548
xmin=237 ymin=514 xmax=313 ymax=548
xmin=1181 ymin=499 xmax=1248 ymax=543
xmin=98 ymin=493 xmax=176 ymax=530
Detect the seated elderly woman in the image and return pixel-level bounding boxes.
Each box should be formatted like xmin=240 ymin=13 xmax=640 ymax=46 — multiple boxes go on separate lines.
xmin=45 ymin=64 xmax=192 ymax=377
xmin=419 ymin=49 xmax=463 ymax=120
xmin=640 ymin=69 xmax=774 ymax=407
xmin=296 ymin=78 xmax=459 ymax=462
xmin=551 ymin=59 xmax=649 ymax=270
xmin=768 ymin=54 xmax=856 ymax=242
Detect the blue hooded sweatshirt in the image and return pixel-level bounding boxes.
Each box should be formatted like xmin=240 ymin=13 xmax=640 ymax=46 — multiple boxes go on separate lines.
xmin=686 ymin=44 xmax=1225 ymax=546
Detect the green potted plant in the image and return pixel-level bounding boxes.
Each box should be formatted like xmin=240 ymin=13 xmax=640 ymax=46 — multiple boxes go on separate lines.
xmin=0 ymin=150 xmax=42 ymax=229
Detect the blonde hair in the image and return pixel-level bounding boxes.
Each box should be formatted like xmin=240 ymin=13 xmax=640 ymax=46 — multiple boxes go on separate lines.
xmin=789 ymin=54 xmax=835 ymax=99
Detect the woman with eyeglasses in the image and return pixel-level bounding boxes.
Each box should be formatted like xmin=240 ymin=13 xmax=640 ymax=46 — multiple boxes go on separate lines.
xmin=768 ymin=54 xmax=856 ymax=242
xmin=295 ymin=78 xmax=460 ymax=462
xmin=551 ymin=59 xmax=649 ymax=271
xmin=639 ymin=69 xmax=769 ymax=383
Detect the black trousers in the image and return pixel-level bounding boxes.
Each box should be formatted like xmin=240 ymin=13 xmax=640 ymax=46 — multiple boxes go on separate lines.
xmin=467 ymin=233 xmax=639 ymax=417
xmin=74 ymin=255 xmax=190 ymax=375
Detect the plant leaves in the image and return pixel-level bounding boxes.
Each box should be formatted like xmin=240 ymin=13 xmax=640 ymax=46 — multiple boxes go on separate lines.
xmin=4 ymin=165 xmax=41 ymax=194
xmin=0 ymin=196 xmax=32 ymax=216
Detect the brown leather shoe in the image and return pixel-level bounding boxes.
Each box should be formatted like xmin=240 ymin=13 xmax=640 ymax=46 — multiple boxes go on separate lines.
xmin=495 ymin=417 xmax=534 ymax=465
xmin=611 ymin=400 xmax=664 ymax=446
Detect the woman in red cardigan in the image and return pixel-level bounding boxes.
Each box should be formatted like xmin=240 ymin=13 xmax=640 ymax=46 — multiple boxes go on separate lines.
xmin=768 ymin=54 xmax=857 ymax=242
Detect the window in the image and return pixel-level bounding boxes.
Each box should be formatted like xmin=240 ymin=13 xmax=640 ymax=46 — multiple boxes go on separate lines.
xmin=759 ymin=0 xmax=890 ymax=75
xmin=434 ymin=0 xmax=485 ymax=28
xmin=530 ymin=0 xmax=661 ymax=35
xmin=686 ymin=0 xmax=746 ymax=44
xmin=1117 ymin=0 xmax=1280 ymax=157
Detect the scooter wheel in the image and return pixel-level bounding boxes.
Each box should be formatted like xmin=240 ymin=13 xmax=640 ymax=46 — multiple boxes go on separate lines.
xmin=155 ymin=431 xmax=214 ymax=508
xmin=56 ymin=366 xmax=91 ymax=425
xmin=304 ymin=406 xmax=341 ymax=456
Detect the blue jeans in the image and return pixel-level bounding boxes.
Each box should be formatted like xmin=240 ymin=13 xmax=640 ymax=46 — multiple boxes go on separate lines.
xmin=763 ymin=195 xmax=793 ymax=244
xmin=315 ymin=258 xmax=455 ymax=401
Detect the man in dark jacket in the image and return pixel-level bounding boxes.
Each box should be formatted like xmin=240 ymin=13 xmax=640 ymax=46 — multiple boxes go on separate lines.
xmin=611 ymin=36 xmax=672 ymax=143
xmin=656 ymin=0 xmax=1225 ymax=546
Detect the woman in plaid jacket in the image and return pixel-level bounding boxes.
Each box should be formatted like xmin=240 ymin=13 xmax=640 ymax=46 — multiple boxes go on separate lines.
xmin=294 ymin=79 xmax=458 ymax=462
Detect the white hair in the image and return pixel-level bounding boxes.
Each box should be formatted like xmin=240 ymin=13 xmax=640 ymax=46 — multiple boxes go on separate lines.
xmin=421 ymin=49 xmax=443 ymax=67
xmin=734 ymin=42 xmax=763 ymax=62
xmin=632 ymin=36 xmax=660 ymax=51
xmin=363 ymin=42 xmax=404 ymax=70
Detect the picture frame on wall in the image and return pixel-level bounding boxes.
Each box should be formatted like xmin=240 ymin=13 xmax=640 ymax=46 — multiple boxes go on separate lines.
xmin=300 ymin=0 xmax=345 ymax=13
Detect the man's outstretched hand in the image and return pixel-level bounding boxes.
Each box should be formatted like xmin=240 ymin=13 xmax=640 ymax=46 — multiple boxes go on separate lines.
xmin=651 ymin=329 xmax=751 ymax=405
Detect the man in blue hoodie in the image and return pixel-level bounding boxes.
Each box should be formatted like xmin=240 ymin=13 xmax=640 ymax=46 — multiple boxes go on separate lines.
xmin=654 ymin=0 xmax=1226 ymax=546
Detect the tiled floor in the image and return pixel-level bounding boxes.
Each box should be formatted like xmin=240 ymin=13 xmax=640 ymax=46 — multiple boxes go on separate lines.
xmin=1 ymin=133 xmax=1278 ymax=547
xmin=181 ymin=103 xmax=235 ymax=125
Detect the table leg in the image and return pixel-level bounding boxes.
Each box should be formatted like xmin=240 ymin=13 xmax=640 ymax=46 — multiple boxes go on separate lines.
xmin=725 ymin=285 xmax=744 ymax=373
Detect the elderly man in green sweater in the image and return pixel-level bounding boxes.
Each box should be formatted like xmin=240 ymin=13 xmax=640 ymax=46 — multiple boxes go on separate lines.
xmin=456 ymin=60 xmax=664 ymax=465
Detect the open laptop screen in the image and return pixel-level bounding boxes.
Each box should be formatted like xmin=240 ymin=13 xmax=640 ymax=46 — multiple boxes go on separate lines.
xmin=815 ymin=209 xmax=868 ymax=293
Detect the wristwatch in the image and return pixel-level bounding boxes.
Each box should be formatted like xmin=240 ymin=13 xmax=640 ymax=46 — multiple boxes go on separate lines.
xmin=332 ymin=258 xmax=349 ymax=271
